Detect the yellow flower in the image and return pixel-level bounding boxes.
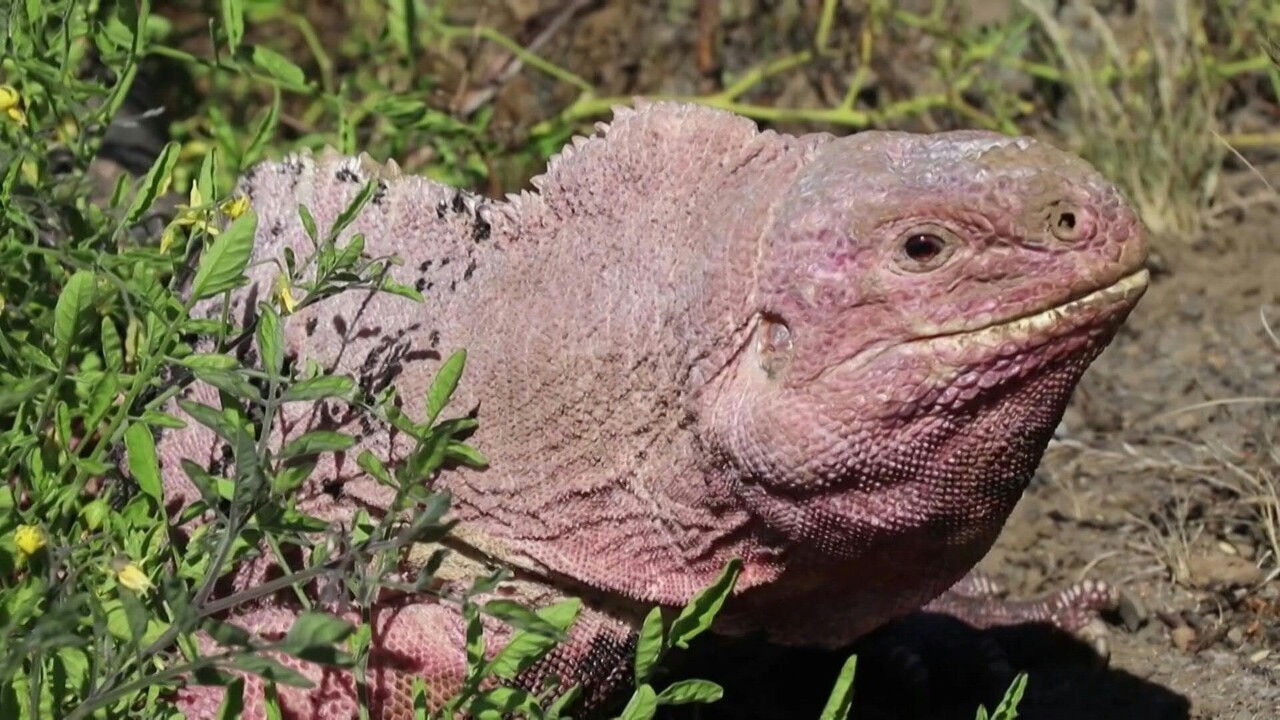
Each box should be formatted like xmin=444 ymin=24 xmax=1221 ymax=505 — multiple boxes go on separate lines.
xmin=170 ymin=184 xmax=219 ymax=238
xmin=0 ymin=85 xmax=18 ymax=111
xmin=112 ymin=555 xmax=153 ymax=594
xmin=220 ymin=195 xmax=250 ymax=220
xmin=159 ymin=225 xmax=176 ymax=254
xmin=275 ymin=274 xmax=299 ymax=315
xmin=14 ymin=525 xmax=45 ymax=556
xmin=0 ymin=84 xmax=25 ymax=126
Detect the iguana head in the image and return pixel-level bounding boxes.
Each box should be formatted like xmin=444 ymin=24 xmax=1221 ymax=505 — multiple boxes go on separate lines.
xmin=711 ymin=130 xmax=1147 ymax=565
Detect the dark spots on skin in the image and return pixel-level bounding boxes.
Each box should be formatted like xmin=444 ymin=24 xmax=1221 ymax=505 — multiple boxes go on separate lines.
xmin=463 ymin=260 xmax=476 ymax=280
xmin=336 ymin=168 xmax=360 ymax=183
xmin=448 ymin=280 xmax=457 ymax=293
xmin=355 ymin=325 xmax=381 ymax=339
xmin=333 ymin=316 xmax=348 ymax=336
xmin=472 ymin=215 xmax=491 ymax=242
xmin=439 ymin=257 xmax=451 ymax=267
xmin=417 ymin=259 xmax=434 ymax=272
xmin=373 ymin=180 xmax=388 ymax=206
xmin=209 ymin=443 xmax=234 ymax=477
xmin=415 ymin=278 xmax=428 ymax=292
xmin=305 ymin=317 xmax=318 ymax=337
xmin=429 ymin=330 xmax=440 ymax=348
xmin=270 ymin=220 xmax=285 ymax=238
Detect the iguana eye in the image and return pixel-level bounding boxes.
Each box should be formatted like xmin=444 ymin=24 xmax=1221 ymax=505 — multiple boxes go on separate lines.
xmin=894 ymin=226 xmax=958 ymax=272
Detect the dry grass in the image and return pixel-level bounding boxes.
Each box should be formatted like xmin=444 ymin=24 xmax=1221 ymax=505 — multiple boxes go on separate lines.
xmin=1019 ymin=0 xmax=1243 ymax=237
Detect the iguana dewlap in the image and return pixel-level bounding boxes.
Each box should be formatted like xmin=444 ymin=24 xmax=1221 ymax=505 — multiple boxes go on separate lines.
xmin=159 ymin=101 xmax=1148 ymax=718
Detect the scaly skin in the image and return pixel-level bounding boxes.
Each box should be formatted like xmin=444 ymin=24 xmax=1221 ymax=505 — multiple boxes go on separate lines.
xmin=157 ymin=102 xmax=1148 ymax=717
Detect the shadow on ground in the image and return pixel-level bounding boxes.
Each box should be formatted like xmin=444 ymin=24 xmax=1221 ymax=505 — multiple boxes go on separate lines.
xmin=659 ymin=613 xmax=1190 ymax=720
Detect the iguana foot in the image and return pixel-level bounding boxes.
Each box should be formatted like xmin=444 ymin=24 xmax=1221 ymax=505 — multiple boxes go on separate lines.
xmin=924 ymin=572 xmax=1118 ymax=659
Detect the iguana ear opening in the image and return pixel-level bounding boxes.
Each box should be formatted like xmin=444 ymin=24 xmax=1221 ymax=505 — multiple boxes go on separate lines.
xmin=756 ymin=314 xmax=794 ymax=378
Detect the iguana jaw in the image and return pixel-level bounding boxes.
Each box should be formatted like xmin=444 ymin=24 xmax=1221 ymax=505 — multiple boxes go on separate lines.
xmin=817 ymin=267 xmax=1150 ymax=387
xmin=913 ymin=268 xmax=1148 ymax=350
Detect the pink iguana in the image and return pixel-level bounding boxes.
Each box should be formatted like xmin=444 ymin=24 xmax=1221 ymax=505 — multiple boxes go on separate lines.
xmin=158 ymin=101 xmax=1149 ymax=718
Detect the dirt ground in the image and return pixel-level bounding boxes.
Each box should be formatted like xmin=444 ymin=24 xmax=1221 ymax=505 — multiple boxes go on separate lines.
xmin=428 ymin=2 xmax=1280 ymax=717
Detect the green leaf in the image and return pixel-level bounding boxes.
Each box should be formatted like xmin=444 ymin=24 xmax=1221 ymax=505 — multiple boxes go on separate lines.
xmin=356 ymin=450 xmax=392 ymax=486
xmin=221 ymin=0 xmax=244 ymax=51
xmin=264 ymin=682 xmax=283 ymax=720
xmin=279 ymin=431 xmax=356 ymax=460
xmin=101 ymin=317 xmax=123 ymax=371
xmin=426 ymin=349 xmax=466 ymax=425
xmin=0 ymin=378 xmax=45 ymax=413
xmin=445 ymin=442 xmax=488 ymax=468
xmin=544 ymin=685 xmax=582 ymax=720
xmin=202 ymin=618 xmax=253 ymax=648
xmin=228 ymin=655 xmax=314 ymax=688
xmin=536 ymin=599 xmax=582 ymax=633
xmin=985 ymin=672 xmax=1028 ymax=720
xmin=251 ymin=45 xmax=307 ymax=88
xmin=481 ymin=600 xmax=569 ymax=641
xmin=124 ymin=141 xmax=179 ymax=225
xmin=412 ymin=677 xmax=429 ymax=720
xmin=656 ymin=679 xmax=723 ymax=705
xmin=298 ymin=205 xmax=318 ymax=243
xmin=668 ymin=558 xmax=741 ymax=649
xmin=281 ymin=375 xmax=353 ymax=402
xmin=486 ymin=630 xmax=558 ymax=680
xmin=616 ymin=684 xmax=657 ymax=720
xmin=256 ymin=303 xmax=283 ymax=377
xmin=216 ymin=677 xmax=245 ymax=720
xmin=192 ymin=368 xmax=262 ymax=402
xmin=54 ymin=271 xmax=96 ymax=358
xmin=277 ymin=612 xmax=357 ymax=666
xmin=140 ymin=409 xmax=187 ymax=429
xmin=124 ymin=423 xmax=162 ymax=503
xmin=633 ymin=607 xmax=664 ymax=686
xmin=469 ymin=687 xmax=543 ymax=718
xmin=190 ymin=211 xmax=257 ymax=300
xmin=180 ymin=353 xmax=240 ymax=371
xmin=464 ymin=604 xmax=485 ymax=674
xmin=271 ymin=461 xmax=316 ymax=494
xmin=190 ymin=667 xmax=238 ymax=686
xmin=178 ymin=400 xmax=238 ymax=443
xmin=243 ymin=86 xmax=281 ymax=168
xmin=818 ymin=654 xmax=857 ymax=720
xmin=197 ymin=146 xmax=219 ymax=209
xmin=326 ymin=181 xmax=376 ymax=243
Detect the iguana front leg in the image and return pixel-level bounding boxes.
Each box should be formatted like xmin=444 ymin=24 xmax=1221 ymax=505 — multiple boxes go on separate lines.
xmin=173 ymin=586 xmax=639 ymax=719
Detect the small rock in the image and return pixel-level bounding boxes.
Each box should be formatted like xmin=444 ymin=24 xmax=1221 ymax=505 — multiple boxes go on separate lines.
xmin=1227 ymin=626 xmax=1245 ymax=645
xmin=1185 ymin=552 xmax=1264 ymax=589
xmin=1171 ymin=625 xmax=1197 ymax=652
xmin=1117 ymin=592 xmax=1149 ymax=632
xmin=1249 ymin=649 xmax=1271 ymax=663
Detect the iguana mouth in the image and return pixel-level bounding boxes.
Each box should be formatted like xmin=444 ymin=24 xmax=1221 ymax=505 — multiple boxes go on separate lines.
xmin=815 ymin=269 xmax=1149 ymax=384
xmin=922 ymin=268 xmax=1150 ymax=352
